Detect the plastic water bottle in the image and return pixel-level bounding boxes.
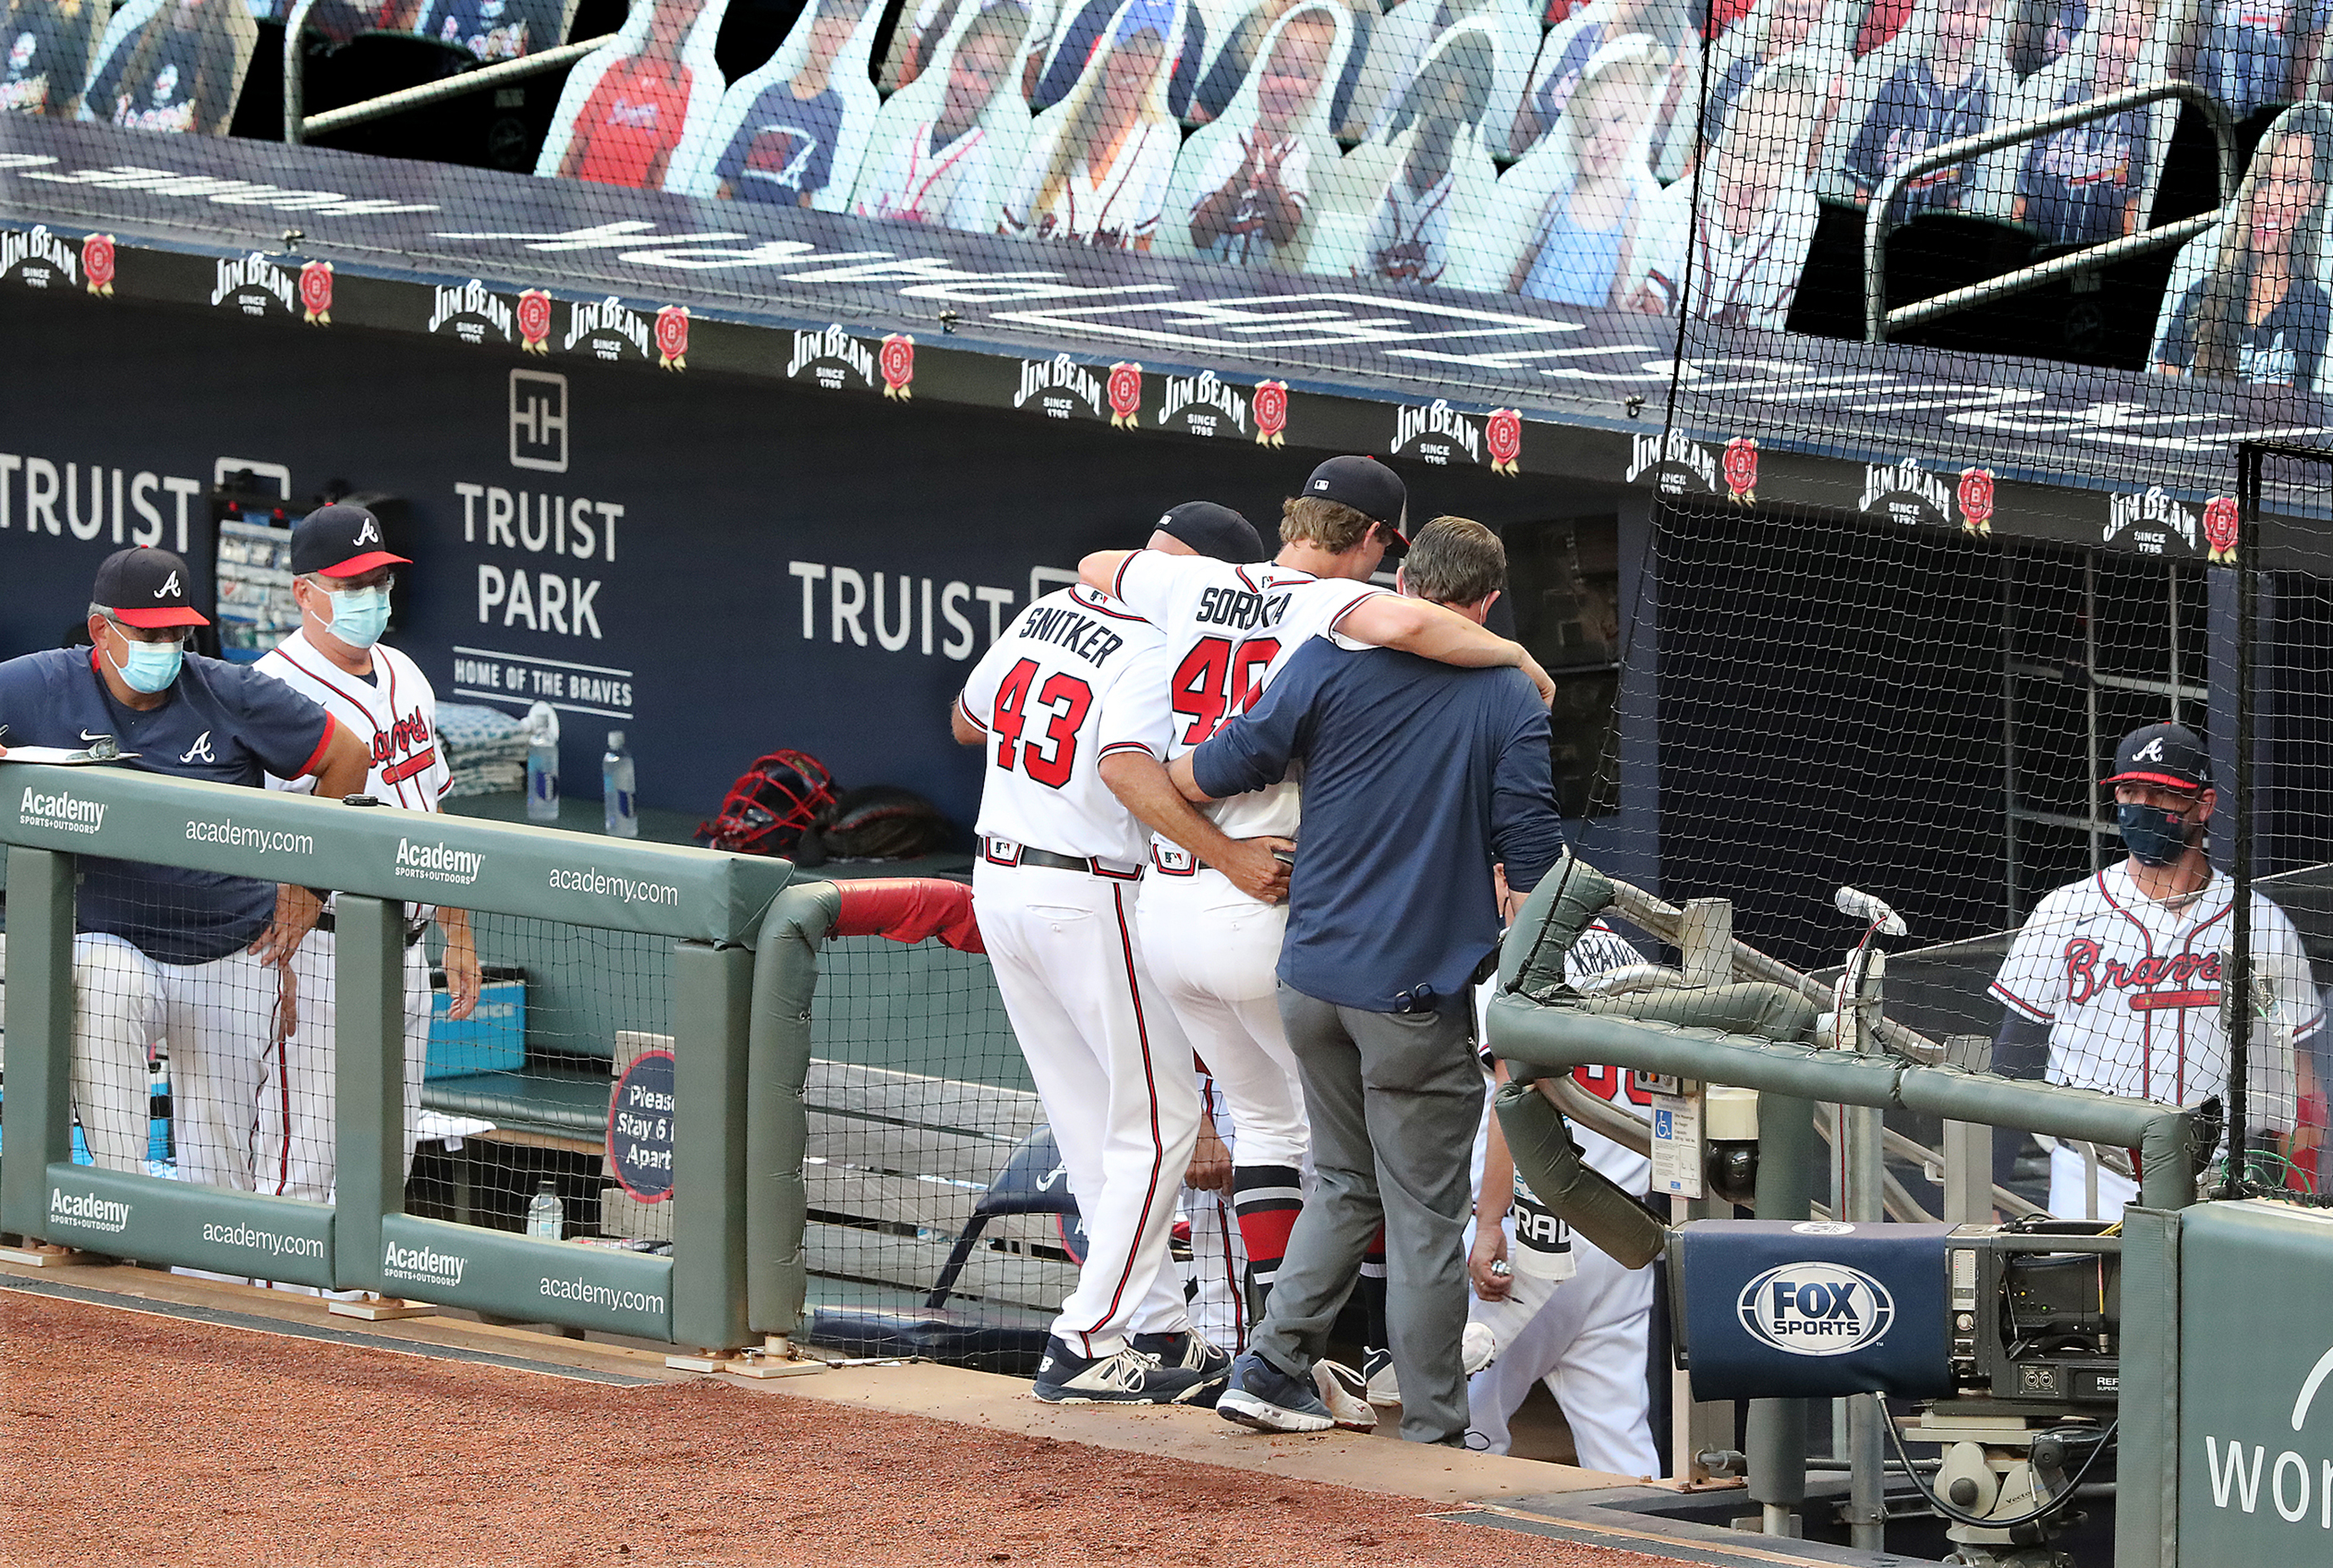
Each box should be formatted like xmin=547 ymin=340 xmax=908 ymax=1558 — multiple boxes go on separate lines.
xmin=602 ymin=729 xmax=638 ymax=838
xmin=524 ymin=700 xmax=560 ymax=823
xmin=526 ymin=1179 xmax=563 ymax=1239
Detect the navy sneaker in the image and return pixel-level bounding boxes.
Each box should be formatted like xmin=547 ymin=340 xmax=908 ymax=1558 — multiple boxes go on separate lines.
xmin=1216 ymin=1351 xmax=1335 ymax=1434
xmin=1032 ymin=1336 xmax=1210 ymax=1405
xmin=1132 ymin=1328 xmax=1232 ymax=1379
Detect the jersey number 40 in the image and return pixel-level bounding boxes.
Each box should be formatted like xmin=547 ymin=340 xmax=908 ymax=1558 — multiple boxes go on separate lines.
xmin=992 ymin=658 xmax=1093 ymax=788
xmin=1171 ymin=636 xmax=1280 ymax=746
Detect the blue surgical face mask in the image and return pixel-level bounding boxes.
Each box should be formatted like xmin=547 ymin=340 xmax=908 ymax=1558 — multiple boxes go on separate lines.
xmin=2117 ymin=801 xmax=2194 ymax=867
xmin=108 ymin=632 xmax=182 ymax=694
xmin=323 ymin=585 xmax=391 ymax=649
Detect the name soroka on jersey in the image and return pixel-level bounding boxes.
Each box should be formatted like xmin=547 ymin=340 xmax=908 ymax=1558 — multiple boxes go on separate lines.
xmin=1194 ymin=585 xmax=1293 ymax=632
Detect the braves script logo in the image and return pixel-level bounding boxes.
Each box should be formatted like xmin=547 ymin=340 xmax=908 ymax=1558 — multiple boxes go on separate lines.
xmin=880 ymin=333 xmax=914 ymax=401
xmin=427 ymin=278 xmax=514 ymax=345
xmin=2061 ymin=938 xmax=2222 ymax=1010
xmin=1859 ymin=457 xmax=1952 ymax=524
xmin=1014 ymin=355 xmax=1104 ymax=420
xmin=1723 ymin=436 xmax=1757 ymax=503
xmin=1486 ymin=409 xmax=1522 ymax=475
xmin=1626 ymin=430 xmax=1718 ymax=496
xmin=654 ymin=304 xmax=688 ymax=370
xmin=1392 ymin=400 xmax=1481 ymax=466
xmin=563 ymin=297 xmax=653 ymax=360
xmin=1253 ymin=379 xmax=1288 ymax=447
xmin=298 ymin=260 xmax=333 ymax=325
xmin=2106 ymin=487 xmax=2202 ymax=557
xmin=1958 ymin=467 xmax=1995 ymax=537
xmin=786 ymin=325 xmax=874 ymax=390
xmin=209 ymin=252 xmax=295 ymax=317
xmin=1107 ymin=362 xmax=1142 ymax=428
xmin=1 ymin=224 xmax=80 ymax=291
xmin=82 ymin=232 xmax=114 ymax=297
xmin=1157 ymin=370 xmax=1247 ymax=437
xmin=515 ymin=288 xmax=552 ymax=355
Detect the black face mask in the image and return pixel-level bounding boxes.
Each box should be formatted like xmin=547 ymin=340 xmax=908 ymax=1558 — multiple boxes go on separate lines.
xmin=2117 ymin=801 xmax=2196 ymax=867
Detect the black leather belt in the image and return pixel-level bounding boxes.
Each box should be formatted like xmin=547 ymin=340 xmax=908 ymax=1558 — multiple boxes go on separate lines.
xmin=982 ymin=838 xmax=1141 ymax=880
xmin=312 ymin=911 xmax=428 ymax=946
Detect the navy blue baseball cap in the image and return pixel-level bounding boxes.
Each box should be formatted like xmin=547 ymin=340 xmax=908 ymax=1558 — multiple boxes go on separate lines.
xmin=1303 ymin=456 xmax=1409 ymax=552
xmin=2106 ymin=722 xmax=2210 ymax=795
xmin=1153 ymin=501 xmax=1266 ymax=562
xmin=92 ymin=547 xmax=207 ymax=628
xmin=292 ymin=503 xmax=409 ymax=577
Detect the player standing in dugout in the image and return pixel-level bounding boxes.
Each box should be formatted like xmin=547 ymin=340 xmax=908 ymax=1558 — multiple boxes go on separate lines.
xmin=251 ymin=504 xmax=482 ymax=1247
xmin=0 ymin=547 xmax=367 ymax=1197
xmin=1991 ymin=721 xmax=2321 ymax=1217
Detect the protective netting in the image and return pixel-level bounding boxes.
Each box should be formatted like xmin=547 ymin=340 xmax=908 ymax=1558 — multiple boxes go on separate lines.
xmin=406 ymin=915 xmax=672 ymax=1250
xmin=796 ymin=930 xmax=1064 ymax=1372
xmin=1590 ymin=449 xmax=2332 ymax=1218
xmin=9 ymin=0 xmax=2329 ymax=417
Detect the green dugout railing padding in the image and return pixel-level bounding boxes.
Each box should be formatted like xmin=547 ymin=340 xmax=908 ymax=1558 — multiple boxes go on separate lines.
xmin=1 ymin=762 xmax=807 ymax=1349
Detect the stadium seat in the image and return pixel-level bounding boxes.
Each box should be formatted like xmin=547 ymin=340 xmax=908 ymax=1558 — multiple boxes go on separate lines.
xmin=1153 ymin=0 xmax=1356 ymax=265
xmin=1305 ymin=14 xmax=1509 ymax=287
xmin=665 ymin=0 xmax=890 ymax=211
xmin=534 ymin=0 xmax=732 ymax=188
xmin=74 ymin=0 xmax=262 ymax=136
xmin=852 ymin=0 xmax=1046 ymax=231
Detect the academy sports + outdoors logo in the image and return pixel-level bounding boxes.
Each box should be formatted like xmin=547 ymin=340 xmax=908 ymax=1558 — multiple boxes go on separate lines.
xmin=538 ymin=1275 xmax=664 ymax=1316
xmin=200 ymin=1221 xmax=325 ymax=1261
xmin=394 ymin=836 xmax=484 ymax=886
xmin=19 ymin=786 xmax=104 ymax=835
xmin=48 ymin=1187 xmax=129 ymax=1234
xmin=1736 ymin=1261 xmax=1896 ymax=1356
xmin=382 ymin=1239 xmax=467 ymax=1289
xmin=547 ymin=865 xmax=680 ymax=906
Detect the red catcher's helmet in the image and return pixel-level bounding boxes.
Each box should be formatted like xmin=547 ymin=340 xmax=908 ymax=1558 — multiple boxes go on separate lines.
xmin=697 ymin=750 xmax=837 ymax=856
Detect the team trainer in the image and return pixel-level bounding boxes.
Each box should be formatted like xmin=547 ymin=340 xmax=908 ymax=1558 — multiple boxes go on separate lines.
xmin=0 ymin=547 xmax=367 ymax=1191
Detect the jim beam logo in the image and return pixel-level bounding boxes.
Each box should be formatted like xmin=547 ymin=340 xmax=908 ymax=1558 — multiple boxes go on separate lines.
xmin=2106 ymin=486 xmax=2202 ymax=557
xmin=2204 ymin=496 xmax=2239 ymax=563
xmin=563 ymin=296 xmax=654 ymax=362
xmin=1391 ymin=399 xmax=1481 ymax=467
xmin=210 ymin=252 xmax=297 ymax=318
xmin=82 ymin=232 xmax=115 ymax=297
xmin=1859 ymin=457 xmax=1953 ymax=526
xmin=879 ymin=333 xmax=914 ymax=400
xmin=1014 ymin=353 xmax=1105 ymax=421
xmin=1157 ymin=370 xmax=1248 ymax=438
xmin=1626 ymin=430 xmax=1719 ymax=497
xmin=297 ymin=260 xmax=332 ymax=326
xmin=786 ymin=324 xmax=875 ymax=391
xmin=428 ymin=278 xmax=516 ymax=346
xmin=1253 ymin=379 xmax=1288 ymax=447
xmin=2 ymin=224 xmax=78 ymax=291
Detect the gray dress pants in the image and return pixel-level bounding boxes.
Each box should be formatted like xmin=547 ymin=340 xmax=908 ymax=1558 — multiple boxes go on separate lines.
xmin=1251 ymin=982 xmax=1484 ymax=1443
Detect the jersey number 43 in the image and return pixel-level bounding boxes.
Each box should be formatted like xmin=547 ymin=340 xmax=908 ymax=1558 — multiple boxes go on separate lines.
xmin=1171 ymin=636 xmax=1280 ymax=746
xmin=992 ymin=658 xmax=1093 ymax=788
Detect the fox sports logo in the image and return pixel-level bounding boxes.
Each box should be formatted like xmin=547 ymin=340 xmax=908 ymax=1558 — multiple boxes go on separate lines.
xmin=1737 ymin=1262 xmax=1896 ymax=1357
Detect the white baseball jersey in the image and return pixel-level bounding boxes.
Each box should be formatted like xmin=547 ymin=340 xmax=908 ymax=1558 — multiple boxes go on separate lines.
xmin=959 ymin=586 xmax=1171 ymax=863
xmin=1991 ymin=861 xmax=2321 ymax=1125
xmin=1107 ymin=550 xmax=1386 ymax=841
xmin=257 ymin=632 xmax=451 ymax=811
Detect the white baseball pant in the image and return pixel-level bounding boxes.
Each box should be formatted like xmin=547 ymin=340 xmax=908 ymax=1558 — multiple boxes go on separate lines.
xmin=249 ymin=929 xmax=432 ymax=1203
xmin=2048 ymin=1141 xmax=2139 ymax=1221
xmin=1466 ymin=1235 xmax=1661 ymax=1477
xmin=6 ymin=931 xmax=274 ymax=1191
xmin=1137 ymin=866 xmax=1306 ymax=1168
xmin=976 ymin=861 xmax=1198 ymax=1357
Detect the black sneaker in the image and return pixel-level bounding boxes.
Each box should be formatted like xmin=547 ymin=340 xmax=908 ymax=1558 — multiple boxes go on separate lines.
xmin=1032 ymin=1336 xmax=1210 ymax=1405
xmin=1216 ymin=1351 xmax=1335 ymax=1433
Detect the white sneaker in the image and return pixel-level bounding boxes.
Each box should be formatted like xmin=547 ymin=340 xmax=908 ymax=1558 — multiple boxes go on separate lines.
xmin=1464 ymin=1320 xmax=1499 ymax=1375
xmin=1311 ymin=1360 xmax=1378 ymax=1431
xmin=1363 ymin=1347 xmax=1400 ymax=1407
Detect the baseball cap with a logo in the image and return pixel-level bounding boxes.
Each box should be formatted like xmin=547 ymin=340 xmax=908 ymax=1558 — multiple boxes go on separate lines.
xmin=292 ymin=502 xmax=410 ymax=577
xmin=1153 ymin=501 xmax=1266 ymax=563
xmin=1303 ymin=456 xmax=1409 ymax=554
xmin=2105 ymin=722 xmax=2210 ymax=795
xmin=92 ymin=547 xmax=209 ymax=627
